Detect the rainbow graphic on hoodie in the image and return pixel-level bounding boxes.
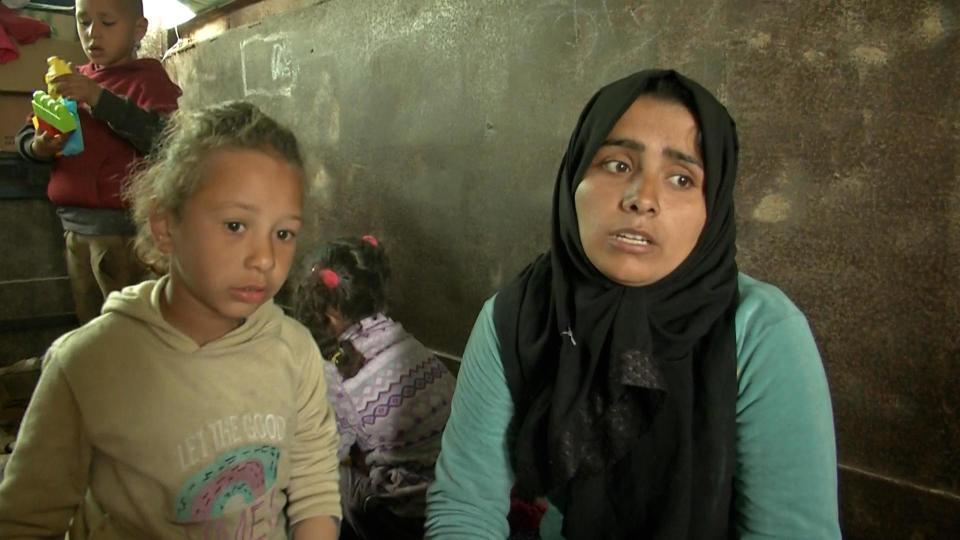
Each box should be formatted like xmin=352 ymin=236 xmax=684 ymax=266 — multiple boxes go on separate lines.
xmin=174 ymin=445 xmax=279 ymax=522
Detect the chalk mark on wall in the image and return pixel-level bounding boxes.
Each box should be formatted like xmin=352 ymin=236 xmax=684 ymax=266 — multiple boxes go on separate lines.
xmin=240 ymin=33 xmax=300 ymax=97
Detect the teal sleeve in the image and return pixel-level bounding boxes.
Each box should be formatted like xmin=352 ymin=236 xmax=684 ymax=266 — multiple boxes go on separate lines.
xmin=424 ymin=278 xmax=840 ymax=539
xmin=425 ymin=297 xmax=514 ymax=539
xmin=733 ymin=275 xmax=841 ymax=538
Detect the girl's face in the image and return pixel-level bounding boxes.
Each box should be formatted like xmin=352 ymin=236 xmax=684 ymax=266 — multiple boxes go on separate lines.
xmin=151 ymin=148 xmax=303 ymax=345
xmin=574 ymin=96 xmax=706 ymax=287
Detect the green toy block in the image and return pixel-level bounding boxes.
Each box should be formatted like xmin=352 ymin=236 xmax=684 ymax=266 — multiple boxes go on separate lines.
xmin=31 ymin=91 xmax=77 ymax=134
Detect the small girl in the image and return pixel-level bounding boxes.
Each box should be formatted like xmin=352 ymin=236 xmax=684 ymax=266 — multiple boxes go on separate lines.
xmin=0 ymin=101 xmax=341 ymax=539
xmin=293 ymin=236 xmax=456 ymax=540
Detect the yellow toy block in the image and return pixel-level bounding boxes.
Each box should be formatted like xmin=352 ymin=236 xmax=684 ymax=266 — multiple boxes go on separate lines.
xmin=44 ymin=56 xmax=73 ymax=99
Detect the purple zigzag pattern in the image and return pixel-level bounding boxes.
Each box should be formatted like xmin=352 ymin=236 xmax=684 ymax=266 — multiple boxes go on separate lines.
xmin=358 ymin=358 xmax=447 ymax=426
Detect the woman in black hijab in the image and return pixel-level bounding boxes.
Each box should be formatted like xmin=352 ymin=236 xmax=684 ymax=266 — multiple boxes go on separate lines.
xmin=425 ymin=69 xmax=840 ymax=539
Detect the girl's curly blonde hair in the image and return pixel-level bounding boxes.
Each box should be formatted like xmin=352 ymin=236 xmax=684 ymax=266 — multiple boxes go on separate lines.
xmin=124 ymin=101 xmax=305 ymax=274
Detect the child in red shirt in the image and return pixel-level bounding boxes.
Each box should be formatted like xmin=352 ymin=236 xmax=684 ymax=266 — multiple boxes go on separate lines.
xmin=17 ymin=0 xmax=181 ymax=323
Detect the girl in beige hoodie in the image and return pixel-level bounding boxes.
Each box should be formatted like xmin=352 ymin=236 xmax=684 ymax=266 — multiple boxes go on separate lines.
xmin=0 ymin=101 xmax=341 ymax=540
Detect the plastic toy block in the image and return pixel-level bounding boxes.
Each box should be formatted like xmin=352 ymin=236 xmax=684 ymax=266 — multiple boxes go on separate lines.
xmin=60 ymin=97 xmax=84 ymax=155
xmin=44 ymin=56 xmax=73 ymax=98
xmin=32 ymin=116 xmax=64 ymax=137
xmin=31 ymin=90 xmax=77 ymax=134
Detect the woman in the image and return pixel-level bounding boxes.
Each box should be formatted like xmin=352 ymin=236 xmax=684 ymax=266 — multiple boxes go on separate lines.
xmin=424 ymin=70 xmax=841 ymax=539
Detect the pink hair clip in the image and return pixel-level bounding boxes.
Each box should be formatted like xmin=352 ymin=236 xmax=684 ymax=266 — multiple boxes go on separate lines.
xmin=361 ymin=234 xmax=379 ymax=247
xmin=316 ymin=268 xmax=339 ymax=289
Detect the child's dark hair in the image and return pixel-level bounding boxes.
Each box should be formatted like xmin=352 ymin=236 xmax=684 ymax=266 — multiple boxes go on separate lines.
xmin=125 ymin=101 xmax=304 ymax=274
xmin=293 ymin=236 xmax=390 ymax=347
xmin=126 ymin=0 xmax=145 ymax=18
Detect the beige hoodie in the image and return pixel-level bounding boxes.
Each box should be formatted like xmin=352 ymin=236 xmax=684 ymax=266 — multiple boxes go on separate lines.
xmin=0 ymin=278 xmax=341 ymax=539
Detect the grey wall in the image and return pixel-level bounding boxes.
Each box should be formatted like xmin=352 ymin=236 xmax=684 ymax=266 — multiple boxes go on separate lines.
xmin=0 ymin=198 xmax=76 ymax=362
xmin=159 ymin=0 xmax=958 ymax=537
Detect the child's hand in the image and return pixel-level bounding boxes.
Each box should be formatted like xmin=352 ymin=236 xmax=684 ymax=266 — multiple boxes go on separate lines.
xmin=291 ymin=516 xmax=338 ymax=539
xmin=50 ymin=73 xmax=104 ymax=107
xmin=30 ymin=130 xmax=67 ymax=159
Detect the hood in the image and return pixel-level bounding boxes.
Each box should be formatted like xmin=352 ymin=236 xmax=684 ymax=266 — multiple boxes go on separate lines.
xmin=77 ymin=59 xmax=182 ymax=113
xmin=102 ymin=276 xmax=284 ymax=354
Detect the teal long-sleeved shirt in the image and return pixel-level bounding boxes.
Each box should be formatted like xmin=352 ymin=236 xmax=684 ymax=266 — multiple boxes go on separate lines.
xmin=425 ymin=273 xmax=841 ymax=539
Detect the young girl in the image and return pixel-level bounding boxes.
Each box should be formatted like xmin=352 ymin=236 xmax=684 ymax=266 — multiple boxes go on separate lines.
xmin=293 ymin=236 xmax=456 ymax=540
xmin=0 ymin=101 xmax=341 ymax=539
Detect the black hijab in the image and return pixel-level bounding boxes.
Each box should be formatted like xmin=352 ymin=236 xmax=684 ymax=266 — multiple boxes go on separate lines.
xmin=493 ymin=69 xmax=740 ymax=539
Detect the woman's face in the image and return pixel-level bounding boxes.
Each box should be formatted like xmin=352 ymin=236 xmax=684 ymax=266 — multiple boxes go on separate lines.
xmin=574 ymin=96 xmax=706 ymax=287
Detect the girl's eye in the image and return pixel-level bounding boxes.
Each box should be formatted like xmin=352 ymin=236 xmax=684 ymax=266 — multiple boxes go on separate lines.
xmin=600 ymin=160 xmax=631 ymax=174
xmin=225 ymin=221 xmax=245 ymax=233
xmin=668 ymin=174 xmax=696 ymax=189
xmin=277 ymin=230 xmax=297 ymax=241
xmin=78 ymin=19 xmax=91 ymax=27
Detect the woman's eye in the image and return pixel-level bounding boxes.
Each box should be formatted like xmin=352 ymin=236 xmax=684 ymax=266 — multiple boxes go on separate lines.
xmin=669 ymin=174 xmax=695 ymax=188
xmin=277 ymin=230 xmax=297 ymax=241
xmin=225 ymin=221 xmax=245 ymax=233
xmin=601 ymin=160 xmax=630 ymax=174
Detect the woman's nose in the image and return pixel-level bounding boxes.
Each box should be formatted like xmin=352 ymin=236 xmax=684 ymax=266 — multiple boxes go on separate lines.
xmin=621 ymin=173 xmax=659 ymax=215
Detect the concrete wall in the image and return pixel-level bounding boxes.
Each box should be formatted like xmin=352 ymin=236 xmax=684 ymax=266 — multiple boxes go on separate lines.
xmin=0 ymin=198 xmax=76 ymax=363
xmin=121 ymin=0 xmax=960 ymax=536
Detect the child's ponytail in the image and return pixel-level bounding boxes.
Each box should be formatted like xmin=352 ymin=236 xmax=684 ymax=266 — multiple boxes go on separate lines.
xmin=293 ymin=235 xmax=390 ymax=340
xmin=293 ymin=236 xmax=391 ymax=375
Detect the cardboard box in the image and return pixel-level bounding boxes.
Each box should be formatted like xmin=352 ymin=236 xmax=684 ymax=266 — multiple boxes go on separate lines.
xmin=0 ymin=93 xmax=34 ymax=152
xmin=19 ymin=9 xmax=78 ymax=42
xmin=0 ymin=38 xmax=88 ymax=93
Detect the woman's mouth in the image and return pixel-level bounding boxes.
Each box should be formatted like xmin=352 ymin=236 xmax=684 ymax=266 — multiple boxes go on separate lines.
xmin=608 ymin=230 xmax=656 ymax=253
xmin=614 ymin=232 xmax=651 ymax=245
